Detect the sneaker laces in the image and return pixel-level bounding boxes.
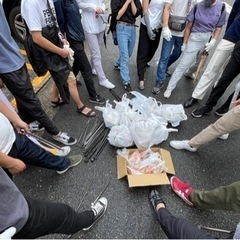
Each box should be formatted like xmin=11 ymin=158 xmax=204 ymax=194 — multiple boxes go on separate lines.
xmin=59 ymin=132 xmax=70 ymax=141
xmin=177 ymin=181 xmax=192 ymax=197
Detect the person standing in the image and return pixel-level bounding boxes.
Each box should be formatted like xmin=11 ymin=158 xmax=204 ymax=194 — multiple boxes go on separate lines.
xmin=21 ymin=0 xmax=97 ymax=118
xmin=163 ymin=0 xmax=226 ymax=99
xmin=152 ymin=0 xmax=197 ymax=94
xmin=77 ymin=0 xmax=115 ymax=89
xmin=0 ymin=3 xmax=76 ymax=146
xmin=53 ymin=0 xmax=106 ymax=105
xmin=111 ymin=0 xmax=142 ymax=92
xmin=136 ymin=0 xmax=165 ymax=90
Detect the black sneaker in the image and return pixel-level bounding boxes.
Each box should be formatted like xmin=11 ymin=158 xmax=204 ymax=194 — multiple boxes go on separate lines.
xmin=29 ymin=121 xmax=44 ymax=132
xmin=191 ymin=106 xmax=212 ymax=118
xmin=149 ymin=189 xmax=166 ymax=216
xmin=215 ymin=106 xmax=229 ymax=116
xmin=52 ymin=132 xmax=77 ymax=146
xmin=83 ymin=197 xmax=108 ymax=231
xmin=89 ymin=95 xmax=106 ymax=105
xmin=123 ymin=83 xmax=132 ymax=92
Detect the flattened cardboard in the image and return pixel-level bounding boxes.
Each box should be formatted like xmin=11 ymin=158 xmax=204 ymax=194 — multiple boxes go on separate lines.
xmin=117 ymin=148 xmax=175 ymax=187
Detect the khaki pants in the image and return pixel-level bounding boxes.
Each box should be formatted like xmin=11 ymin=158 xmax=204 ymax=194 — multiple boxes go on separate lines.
xmin=189 ymin=105 xmax=240 ymax=148
xmin=190 ymin=181 xmax=240 ymax=212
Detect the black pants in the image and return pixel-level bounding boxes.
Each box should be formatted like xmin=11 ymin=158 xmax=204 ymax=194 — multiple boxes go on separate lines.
xmin=14 ymin=198 xmax=94 ymax=239
xmin=0 ymin=64 xmax=59 ymax=135
xmin=70 ymin=40 xmax=97 ymax=99
xmin=205 ymin=52 xmax=240 ymax=109
xmin=137 ymin=23 xmax=161 ymax=80
xmin=156 ymin=208 xmax=214 ymax=239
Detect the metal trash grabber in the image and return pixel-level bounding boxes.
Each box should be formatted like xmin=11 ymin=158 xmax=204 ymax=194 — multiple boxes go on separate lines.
xmin=27 ymin=132 xmax=62 ymax=150
xmin=84 ymin=119 xmax=102 ymax=144
xmin=91 ymin=129 xmax=110 ymax=162
xmin=198 ymin=225 xmax=234 ymax=235
xmin=109 ymin=89 xmax=121 ymax=102
xmin=77 ymin=118 xmax=91 ymax=143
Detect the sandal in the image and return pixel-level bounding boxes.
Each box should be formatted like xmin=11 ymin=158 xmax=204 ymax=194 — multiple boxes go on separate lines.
xmin=77 ymin=105 xmax=96 ymax=117
xmin=51 ymin=98 xmax=65 ymax=108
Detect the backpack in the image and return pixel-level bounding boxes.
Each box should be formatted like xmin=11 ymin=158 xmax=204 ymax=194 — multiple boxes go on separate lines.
xmin=107 ymin=13 xmax=118 ymax=45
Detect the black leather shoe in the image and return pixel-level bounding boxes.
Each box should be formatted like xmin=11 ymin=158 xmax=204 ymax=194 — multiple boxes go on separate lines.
xmin=184 ymin=97 xmax=198 ymax=108
xmin=149 ymin=189 xmax=166 ymax=214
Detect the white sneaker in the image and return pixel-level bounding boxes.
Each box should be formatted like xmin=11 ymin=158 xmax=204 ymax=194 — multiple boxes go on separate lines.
xmin=164 ymin=89 xmax=172 ymax=98
xmin=184 ymin=72 xmax=195 ymax=80
xmin=170 ymin=140 xmax=197 ymax=152
xmin=92 ymin=69 xmax=97 ymax=75
xmin=218 ymin=133 xmax=229 ymax=140
xmin=29 ymin=121 xmax=44 ymax=132
xmin=99 ymin=79 xmax=115 ymax=89
xmin=53 ymin=132 xmax=77 ymax=146
xmin=55 ymin=146 xmax=71 ymax=157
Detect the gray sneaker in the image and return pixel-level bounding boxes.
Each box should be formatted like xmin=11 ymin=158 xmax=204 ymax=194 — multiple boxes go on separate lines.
xmin=152 ymin=82 xmax=164 ymax=94
xmin=29 ymin=121 xmax=44 ymax=132
xmin=83 ymin=197 xmax=108 ymax=231
xmin=56 ymin=154 xmax=82 ymax=174
xmin=53 ymin=132 xmax=77 ymax=146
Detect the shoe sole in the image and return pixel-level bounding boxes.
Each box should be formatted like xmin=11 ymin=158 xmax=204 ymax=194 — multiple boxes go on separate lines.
xmin=215 ymin=111 xmax=226 ymax=117
xmin=56 ymin=155 xmax=82 ymax=174
xmin=30 ymin=128 xmax=45 ymax=132
xmin=53 ymin=137 xmax=77 ymax=146
xmin=170 ymin=177 xmax=193 ymax=207
xmin=89 ymin=99 xmax=106 ymax=105
xmin=191 ymin=111 xmax=210 ymax=118
xmin=152 ymin=90 xmax=160 ymax=94
xmin=83 ymin=198 xmax=108 ymax=231
xmin=169 ymin=142 xmax=196 ymax=152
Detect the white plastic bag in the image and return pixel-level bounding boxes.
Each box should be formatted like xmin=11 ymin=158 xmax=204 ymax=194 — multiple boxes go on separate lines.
xmin=160 ymin=104 xmax=187 ymax=127
xmin=108 ymin=125 xmax=134 ymax=147
xmin=95 ymin=101 xmax=120 ymax=128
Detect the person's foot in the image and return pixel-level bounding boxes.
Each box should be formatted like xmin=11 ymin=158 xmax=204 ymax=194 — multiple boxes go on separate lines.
xmin=215 ymin=106 xmax=229 ymax=116
xmin=56 ymin=154 xmax=82 ymax=174
xmin=138 ymin=80 xmax=144 ymax=91
xmin=99 ymin=79 xmax=115 ymax=89
xmin=83 ymin=197 xmax=108 ymax=231
xmin=218 ymin=133 xmax=229 ymax=140
xmin=53 ymin=146 xmax=71 ymax=157
xmin=184 ymin=97 xmax=198 ymax=108
xmin=184 ymin=72 xmax=195 ymax=80
xmin=170 ymin=140 xmax=197 ymax=152
xmin=170 ymin=176 xmax=193 ymax=206
xmin=123 ymin=83 xmax=132 ymax=92
xmin=191 ymin=106 xmax=212 ymax=118
xmin=89 ymin=95 xmax=106 ymax=105
xmin=53 ymin=132 xmax=77 ymax=146
xmin=29 ymin=121 xmax=44 ymax=132
xmin=164 ymin=89 xmax=172 ymax=98
xmin=77 ymin=105 xmax=96 ymax=117
xmin=114 ymin=62 xmax=120 ymax=70
xmin=166 ymin=69 xmax=171 ymax=77
xmin=149 ymin=189 xmax=166 ymax=214
xmin=152 ymin=82 xmax=164 ymax=94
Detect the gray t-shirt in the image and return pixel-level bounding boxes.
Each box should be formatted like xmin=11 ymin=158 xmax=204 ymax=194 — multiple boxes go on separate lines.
xmin=0 ymin=5 xmax=24 ymax=73
xmin=0 ymin=168 xmax=29 ymax=233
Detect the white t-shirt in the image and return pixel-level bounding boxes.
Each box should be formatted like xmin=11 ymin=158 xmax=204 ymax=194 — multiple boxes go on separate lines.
xmin=165 ymin=0 xmax=196 ymax=37
xmin=77 ymin=0 xmax=106 ymax=34
xmin=0 ymin=113 xmax=15 ymax=154
xmin=141 ymin=0 xmax=165 ymax=30
xmin=21 ymin=0 xmax=57 ymax=31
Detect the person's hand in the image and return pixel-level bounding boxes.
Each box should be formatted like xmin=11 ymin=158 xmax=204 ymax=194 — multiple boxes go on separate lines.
xmin=8 ymin=159 xmax=27 ymax=175
xmin=162 ymin=27 xmax=172 ymax=42
xmin=204 ymin=38 xmax=216 ymax=52
xmin=0 ymin=78 xmax=5 ymax=88
xmin=147 ymin=29 xmax=156 ymax=40
xmin=59 ymin=48 xmax=69 ymax=58
xmin=13 ymin=119 xmax=30 ymax=134
xmin=96 ymin=7 xmax=104 ymax=14
xmin=181 ymin=43 xmax=187 ymax=52
xmin=232 ymin=98 xmax=240 ymax=106
xmin=0 ymin=227 xmax=16 ymax=239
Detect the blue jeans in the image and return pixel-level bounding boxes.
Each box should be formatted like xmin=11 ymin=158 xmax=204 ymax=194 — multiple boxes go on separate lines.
xmin=156 ymin=36 xmax=183 ymax=83
xmin=8 ymin=132 xmax=70 ymax=171
xmin=116 ymin=23 xmax=136 ymax=84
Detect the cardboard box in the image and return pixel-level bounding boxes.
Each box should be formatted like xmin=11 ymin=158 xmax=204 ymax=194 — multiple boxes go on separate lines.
xmin=117 ymin=148 xmax=175 ymax=187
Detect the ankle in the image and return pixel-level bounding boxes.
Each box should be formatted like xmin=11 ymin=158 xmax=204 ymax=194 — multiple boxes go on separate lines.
xmin=156 ymin=202 xmax=165 ymax=211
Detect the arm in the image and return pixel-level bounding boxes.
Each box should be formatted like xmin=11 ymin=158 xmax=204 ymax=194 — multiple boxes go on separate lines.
xmin=31 ymin=31 xmax=69 ymax=58
xmin=142 ymin=0 xmax=150 ymax=14
xmin=53 ymin=0 xmax=66 ymax=34
xmin=204 ymin=27 xmax=222 ymax=52
xmin=0 ymin=100 xmax=29 ymax=134
xmin=183 ymin=21 xmax=192 ymax=44
xmin=116 ymin=0 xmax=132 ymax=20
xmin=162 ymin=3 xmax=171 ymax=28
xmin=0 ymin=151 xmax=26 ymax=175
xmin=130 ymin=0 xmax=137 ymax=16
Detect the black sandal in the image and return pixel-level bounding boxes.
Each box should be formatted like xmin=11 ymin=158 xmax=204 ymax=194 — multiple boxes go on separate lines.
xmin=77 ymin=105 xmax=96 ymax=117
xmin=51 ymin=98 xmax=65 ymax=108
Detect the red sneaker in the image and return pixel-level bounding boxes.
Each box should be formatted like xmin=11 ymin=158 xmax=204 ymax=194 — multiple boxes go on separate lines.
xmin=170 ymin=176 xmax=194 ymax=206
